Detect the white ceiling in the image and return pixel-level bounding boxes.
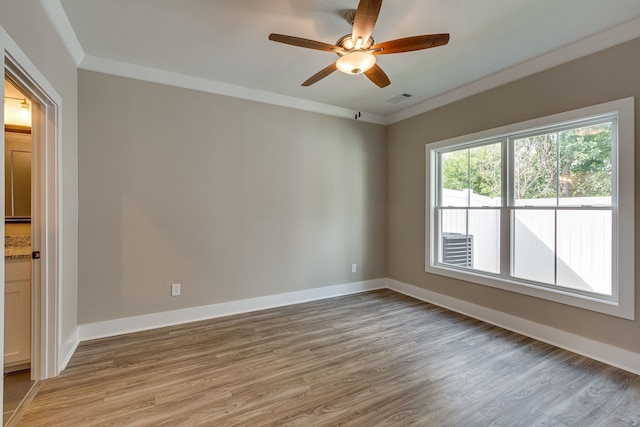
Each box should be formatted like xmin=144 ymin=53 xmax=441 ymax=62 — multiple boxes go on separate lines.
xmin=56 ymin=0 xmax=640 ymax=123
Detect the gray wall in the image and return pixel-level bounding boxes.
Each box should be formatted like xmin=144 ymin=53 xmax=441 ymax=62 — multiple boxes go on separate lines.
xmin=5 ymin=0 xmax=639 ymax=361
xmin=78 ymin=71 xmax=387 ymax=323
xmin=387 ymin=37 xmax=640 ymax=353
xmin=0 ymin=2 xmax=79 ymax=344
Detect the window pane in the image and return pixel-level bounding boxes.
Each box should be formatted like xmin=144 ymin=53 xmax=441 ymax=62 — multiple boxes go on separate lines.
xmin=440 ymin=209 xmax=500 ymax=273
xmin=469 ymin=143 xmax=502 ymax=205
xmin=558 ymin=123 xmax=612 ymax=206
xmin=468 ymin=209 xmax=500 ymax=274
xmin=557 ymin=210 xmax=612 ymax=295
xmin=513 ymin=133 xmax=557 ymax=206
xmin=441 ymin=151 xmax=469 ymax=206
xmin=441 ymin=209 xmax=467 ymax=236
xmin=441 ymin=142 xmax=502 ymax=207
xmin=442 ymin=188 xmax=470 ymax=207
xmin=512 ymin=209 xmax=555 ymax=284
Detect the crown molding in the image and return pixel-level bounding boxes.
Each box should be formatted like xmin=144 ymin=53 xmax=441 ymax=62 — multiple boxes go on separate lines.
xmin=384 ymin=17 xmax=640 ymax=125
xmin=41 ymin=1 xmax=640 ymax=126
xmin=79 ymin=55 xmax=387 ymax=124
xmin=40 ymin=0 xmax=84 ymax=66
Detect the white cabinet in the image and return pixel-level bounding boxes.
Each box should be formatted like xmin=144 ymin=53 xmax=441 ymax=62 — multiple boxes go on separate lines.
xmin=4 ymin=259 xmax=31 ymax=370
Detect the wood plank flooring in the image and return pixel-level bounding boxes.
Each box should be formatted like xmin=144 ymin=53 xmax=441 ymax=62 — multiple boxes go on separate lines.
xmin=14 ymin=289 xmax=640 ymax=426
xmin=3 ymin=370 xmax=36 ymax=426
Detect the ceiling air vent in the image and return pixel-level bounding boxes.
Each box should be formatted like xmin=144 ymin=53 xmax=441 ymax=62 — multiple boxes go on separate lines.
xmin=386 ymin=93 xmax=412 ymax=104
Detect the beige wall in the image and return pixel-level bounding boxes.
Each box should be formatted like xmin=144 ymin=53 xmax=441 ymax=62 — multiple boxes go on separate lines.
xmin=77 ymin=71 xmax=387 ymax=323
xmin=4 ymin=0 xmax=639 ymax=362
xmin=0 ymin=3 xmax=79 ymax=344
xmin=387 ymin=37 xmax=640 ymax=353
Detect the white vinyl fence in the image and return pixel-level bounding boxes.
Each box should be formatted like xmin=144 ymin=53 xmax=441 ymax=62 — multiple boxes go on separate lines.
xmin=441 ymin=189 xmax=611 ymax=295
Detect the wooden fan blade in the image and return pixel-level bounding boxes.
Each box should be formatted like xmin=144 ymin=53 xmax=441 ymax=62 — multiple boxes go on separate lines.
xmin=302 ymin=62 xmax=338 ymax=86
xmin=372 ymin=34 xmax=450 ymax=55
xmin=364 ymin=64 xmax=390 ymax=88
xmin=269 ymin=34 xmax=339 ymax=52
xmin=352 ymin=0 xmax=383 ymax=44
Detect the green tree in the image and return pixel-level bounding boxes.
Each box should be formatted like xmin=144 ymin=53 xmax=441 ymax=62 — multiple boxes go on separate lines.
xmin=442 ymin=123 xmax=612 ymax=202
xmin=514 ymin=133 xmax=557 ymax=199
xmin=558 ymin=124 xmax=611 ymax=198
xmin=442 ymin=143 xmax=501 ymax=199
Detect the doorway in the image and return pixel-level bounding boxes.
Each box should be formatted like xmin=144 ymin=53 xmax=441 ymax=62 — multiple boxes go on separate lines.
xmin=3 ymin=78 xmax=35 ymax=424
xmin=1 ymin=52 xmax=61 ymax=424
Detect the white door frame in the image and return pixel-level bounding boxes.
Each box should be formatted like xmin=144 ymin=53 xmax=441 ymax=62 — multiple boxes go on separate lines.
xmin=2 ymin=30 xmax=61 ymax=388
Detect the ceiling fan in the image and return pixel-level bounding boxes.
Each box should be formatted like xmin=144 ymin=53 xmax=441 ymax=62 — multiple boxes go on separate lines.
xmin=268 ymin=0 xmax=450 ymax=88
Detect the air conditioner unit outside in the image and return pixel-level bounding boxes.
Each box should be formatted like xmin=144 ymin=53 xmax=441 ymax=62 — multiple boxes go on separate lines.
xmin=442 ymin=232 xmax=473 ymax=268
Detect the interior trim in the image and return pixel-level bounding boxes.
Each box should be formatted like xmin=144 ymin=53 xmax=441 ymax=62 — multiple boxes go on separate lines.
xmin=78 ymin=279 xmax=386 ymax=342
xmin=58 ymin=327 xmax=79 ymax=372
xmin=41 ymin=2 xmax=640 ymax=125
xmin=424 ymin=97 xmax=635 ymax=320
xmin=2 ymin=24 xmax=64 ymax=382
xmin=79 ymin=54 xmax=387 ymax=125
xmin=387 ymin=17 xmax=640 ymax=125
xmin=39 ymin=0 xmax=84 ymax=66
xmin=74 ymin=276 xmax=640 ymax=376
xmin=387 ymin=278 xmax=640 ymax=376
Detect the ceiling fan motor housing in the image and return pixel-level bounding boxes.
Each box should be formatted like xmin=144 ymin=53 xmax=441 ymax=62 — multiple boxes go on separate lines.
xmin=336 ymin=34 xmax=375 ymax=51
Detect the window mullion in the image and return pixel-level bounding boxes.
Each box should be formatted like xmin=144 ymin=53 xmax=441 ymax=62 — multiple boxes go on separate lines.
xmin=466 ymin=148 xmax=470 ymax=238
xmin=554 ymin=131 xmax=559 ymax=286
xmin=500 ymin=138 xmax=511 ymax=278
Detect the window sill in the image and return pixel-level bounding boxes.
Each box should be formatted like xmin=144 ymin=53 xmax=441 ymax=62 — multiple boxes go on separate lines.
xmin=425 ymin=263 xmax=634 ymax=320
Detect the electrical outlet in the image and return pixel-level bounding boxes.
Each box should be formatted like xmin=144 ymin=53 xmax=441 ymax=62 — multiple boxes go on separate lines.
xmin=352 ymin=264 xmax=357 ymax=273
xmin=171 ymin=283 xmax=181 ymax=297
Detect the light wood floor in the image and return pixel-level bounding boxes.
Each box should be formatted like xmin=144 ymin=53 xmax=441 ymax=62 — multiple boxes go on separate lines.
xmin=14 ymin=290 xmax=640 ymax=426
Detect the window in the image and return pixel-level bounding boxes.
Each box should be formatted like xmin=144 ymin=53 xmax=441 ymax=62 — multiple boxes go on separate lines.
xmin=426 ymin=98 xmax=634 ymax=319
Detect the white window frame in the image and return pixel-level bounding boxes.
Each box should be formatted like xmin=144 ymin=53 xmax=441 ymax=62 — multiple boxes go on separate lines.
xmin=426 ymin=97 xmax=634 ymax=319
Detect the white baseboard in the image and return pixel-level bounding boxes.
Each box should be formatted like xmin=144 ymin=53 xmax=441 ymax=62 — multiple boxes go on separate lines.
xmin=79 ymin=279 xmax=386 ymax=341
xmin=387 ymin=278 xmax=640 ymax=376
xmin=58 ymin=326 xmax=79 ymax=372
xmin=74 ymin=277 xmax=640 ymax=376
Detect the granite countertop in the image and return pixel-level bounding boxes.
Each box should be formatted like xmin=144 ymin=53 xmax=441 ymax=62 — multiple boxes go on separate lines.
xmin=5 ymin=235 xmax=31 ymax=260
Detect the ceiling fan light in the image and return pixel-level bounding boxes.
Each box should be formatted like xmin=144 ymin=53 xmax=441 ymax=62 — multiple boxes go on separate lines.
xmin=336 ymin=51 xmax=376 ymax=75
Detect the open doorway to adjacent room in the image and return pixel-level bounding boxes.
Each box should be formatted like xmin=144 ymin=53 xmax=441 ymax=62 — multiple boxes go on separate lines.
xmin=2 ymin=53 xmax=60 ymax=425
xmin=3 ymin=76 xmax=35 ymax=427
